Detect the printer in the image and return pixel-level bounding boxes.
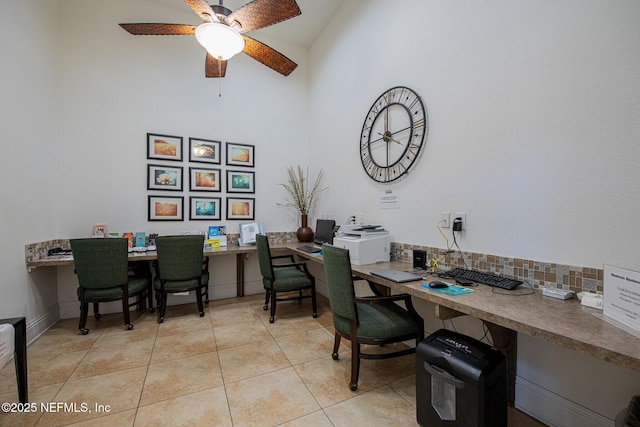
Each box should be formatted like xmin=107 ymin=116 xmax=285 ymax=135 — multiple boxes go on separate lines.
xmin=333 ymin=224 xmax=390 ymax=265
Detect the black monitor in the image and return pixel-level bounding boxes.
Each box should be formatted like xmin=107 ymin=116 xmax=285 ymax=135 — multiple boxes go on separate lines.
xmin=314 ymin=219 xmax=336 ymax=245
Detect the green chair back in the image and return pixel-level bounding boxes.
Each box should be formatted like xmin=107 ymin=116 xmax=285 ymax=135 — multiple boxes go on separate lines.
xmin=155 ymin=235 xmax=205 ymax=281
xmin=322 ymin=244 xmax=357 ymax=321
xmin=70 ymin=238 xmax=128 ymax=289
xmin=256 ymin=234 xmax=274 ymax=280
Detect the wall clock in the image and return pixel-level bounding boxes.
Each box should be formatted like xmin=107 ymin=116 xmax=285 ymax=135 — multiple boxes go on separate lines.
xmin=359 ymin=86 xmax=428 ymax=183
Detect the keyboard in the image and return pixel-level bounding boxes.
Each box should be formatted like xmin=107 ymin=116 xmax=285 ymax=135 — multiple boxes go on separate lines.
xmin=446 ymin=268 xmax=523 ymax=290
xmin=298 ymin=245 xmax=322 ymax=254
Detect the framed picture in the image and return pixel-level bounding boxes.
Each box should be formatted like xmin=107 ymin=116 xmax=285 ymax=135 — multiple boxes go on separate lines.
xmin=189 ymin=167 xmax=221 ymax=192
xmin=147 ymin=164 xmax=183 ymax=191
xmin=189 ymin=138 xmax=221 ymax=164
xmin=147 ymin=133 xmax=183 ymax=162
xmin=148 ymin=195 xmax=183 ymax=221
xmin=189 ymin=197 xmax=221 ymax=220
xmin=226 ymin=197 xmax=255 ymax=220
xmin=226 ymin=170 xmax=255 ymax=193
xmin=226 ymin=142 xmax=254 ymax=167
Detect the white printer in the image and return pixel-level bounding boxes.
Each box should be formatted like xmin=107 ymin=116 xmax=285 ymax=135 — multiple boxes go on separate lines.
xmin=333 ymin=224 xmax=390 ymax=265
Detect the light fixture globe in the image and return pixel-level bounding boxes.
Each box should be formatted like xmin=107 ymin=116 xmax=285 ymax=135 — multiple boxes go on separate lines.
xmin=195 ymin=22 xmax=245 ymax=60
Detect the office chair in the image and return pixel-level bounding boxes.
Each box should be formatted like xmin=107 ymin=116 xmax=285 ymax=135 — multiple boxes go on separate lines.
xmin=256 ymin=234 xmax=317 ymax=323
xmin=322 ymin=244 xmax=424 ymax=391
xmin=70 ymin=238 xmax=151 ymax=335
xmin=153 ymin=235 xmax=209 ymax=323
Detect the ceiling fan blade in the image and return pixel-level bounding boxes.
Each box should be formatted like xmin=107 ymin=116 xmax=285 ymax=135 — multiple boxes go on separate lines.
xmin=206 ymin=54 xmax=228 ymax=78
xmin=119 ymin=23 xmax=196 ymax=35
xmin=229 ymin=0 xmax=301 ymax=33
xmin=242 ymin=35 xmax=297 ymax=76
xmin=184 ymin=0 xmax=218 ymax=22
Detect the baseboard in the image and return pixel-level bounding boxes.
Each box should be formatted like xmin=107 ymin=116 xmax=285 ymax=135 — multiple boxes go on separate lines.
xmin=26 ymin=306 xmax=59 ymax=344
xmin=515 ymin=376 xmax=614 ymax=427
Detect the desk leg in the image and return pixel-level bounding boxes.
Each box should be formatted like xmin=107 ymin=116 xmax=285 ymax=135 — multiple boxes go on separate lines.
xmin=236 ymin=254 xmax=245 ymax=297
xmin=484 ymin=322 xmax=517 ymax=406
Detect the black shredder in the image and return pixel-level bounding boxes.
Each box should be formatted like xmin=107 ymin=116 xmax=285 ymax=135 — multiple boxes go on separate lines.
xmin=416 ymin=329 xmax=507 ymax=427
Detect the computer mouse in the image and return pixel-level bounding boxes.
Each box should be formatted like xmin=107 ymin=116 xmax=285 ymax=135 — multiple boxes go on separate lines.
xmin=429 ymin=281 xmax=449 ymax=289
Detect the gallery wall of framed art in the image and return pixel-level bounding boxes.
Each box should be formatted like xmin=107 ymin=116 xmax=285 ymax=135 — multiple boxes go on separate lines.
xmin=146 ymin=132 xmax=255 ymax=222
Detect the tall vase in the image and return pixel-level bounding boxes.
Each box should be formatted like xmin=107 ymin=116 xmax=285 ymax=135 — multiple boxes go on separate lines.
xmin=296 ymin=214 xmax=314 ymax=242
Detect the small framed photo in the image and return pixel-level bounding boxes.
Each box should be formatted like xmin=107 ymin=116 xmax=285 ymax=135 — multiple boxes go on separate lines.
xmin=148 ymin=195 xmax=183 ymax=221
xmin=189 ymin=197 xmax=221 ymax=220
xmin=226 ymin=197 xmax=255 ymax=220
xmin=189 ymin=138 xmax=221 ymax=164
xmin=189 ymin=167 xmax=221 ymax=192
xmin=147 ymin=164 xmax=183 ymax=191
xmin=147 ymin=133 xmax=183 ymax=162
xmin=226 ymin=170 xmax=255 ymax=193
xmin=226 ymin=142 xmax=254 ymax=167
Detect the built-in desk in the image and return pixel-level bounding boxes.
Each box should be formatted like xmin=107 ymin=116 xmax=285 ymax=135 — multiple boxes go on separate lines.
xmin=27 ymin=242 xmax=640 ymax=373
xmin=286 ymin=244 xmax=640 ymax=375
xmin=26 ymin=245 xmax=258 ymax=298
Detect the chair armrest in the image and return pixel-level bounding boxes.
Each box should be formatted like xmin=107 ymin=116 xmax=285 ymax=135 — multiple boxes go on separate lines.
xmin=271 ymin=254 xmax=295 ymax=264
xmin=354 ymin=293 xmax=413 ymax=305
xmin=273 ymin=262 xmax=307 ymax=269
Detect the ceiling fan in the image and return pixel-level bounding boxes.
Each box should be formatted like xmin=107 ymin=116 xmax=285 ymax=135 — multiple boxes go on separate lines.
xmin=119 ymin=0 xmax=301 ymax=78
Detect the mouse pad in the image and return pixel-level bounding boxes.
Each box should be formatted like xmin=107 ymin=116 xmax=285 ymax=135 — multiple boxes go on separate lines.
xmin=421 ymin=283 xmax=474 ymax=295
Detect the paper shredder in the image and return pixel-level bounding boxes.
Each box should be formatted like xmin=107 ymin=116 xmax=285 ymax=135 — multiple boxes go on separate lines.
xmin=416 ymin=329 xmax=507 ymax=426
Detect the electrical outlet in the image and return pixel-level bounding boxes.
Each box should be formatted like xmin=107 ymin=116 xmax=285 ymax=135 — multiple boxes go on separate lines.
xmin=454 ymin=212 xmax=467 ymax=231
xmin=441 ymin=212 xmax=450 ymax=228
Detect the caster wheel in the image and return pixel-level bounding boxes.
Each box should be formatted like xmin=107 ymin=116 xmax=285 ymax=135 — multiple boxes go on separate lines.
xmin=148 ymin=307 xmax=155 ymax=313
xmin=199 ymin=311 xmax=205 ymax=317
xmin=263 ymin=305 xmax=268 ymax=311
xmin=81 ymin=328 xmax=89 ymax=335
xmin=157 ymin=317 xmax=164 ymax=324
xmin=349 ymin=383 xmax=358 ymax=392
xmin=126 ymin=324 xmax=134 ymax=330
xmin=313 ymin=313 xmax=318 ymax=318
xmin=94 ymin=313 xmax=101 ymax=319
xmin=332 ymin=352 xmax=339 ymax=360
xmin=269 ymin=316 xmax=274 ymax=324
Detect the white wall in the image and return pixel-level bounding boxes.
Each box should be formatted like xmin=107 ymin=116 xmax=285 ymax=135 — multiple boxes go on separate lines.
xmin=308 ymin=0 xmax=640 ymax=424
xmin=0 ymin=0 xmax=61 ymax=334
xmin=309 ymin=0 xmax=640 ymax=270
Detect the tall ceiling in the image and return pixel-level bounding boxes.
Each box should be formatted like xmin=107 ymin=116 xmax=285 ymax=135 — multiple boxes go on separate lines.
xmin=145 ymin=0 xmax=345 ymax=48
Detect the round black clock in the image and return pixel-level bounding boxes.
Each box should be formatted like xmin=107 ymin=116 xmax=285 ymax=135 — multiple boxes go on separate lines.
xmin=359 ymin=86 xmax=428 ymax=183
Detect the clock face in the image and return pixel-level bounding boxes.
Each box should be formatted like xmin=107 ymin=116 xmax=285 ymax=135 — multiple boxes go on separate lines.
xmin=360 ymin=86 xmax=428 ymax=183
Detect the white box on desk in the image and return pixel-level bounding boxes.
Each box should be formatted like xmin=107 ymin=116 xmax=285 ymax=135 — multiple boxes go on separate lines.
xmin=333 ymin=234 xmax=390 ymax=265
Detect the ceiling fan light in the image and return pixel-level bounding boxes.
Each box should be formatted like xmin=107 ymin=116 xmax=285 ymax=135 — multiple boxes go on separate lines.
xmin=195 ymin=23 xmax=245 ymax=61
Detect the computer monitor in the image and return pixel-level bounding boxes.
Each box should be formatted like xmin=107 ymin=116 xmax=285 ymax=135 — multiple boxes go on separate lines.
xmin=314 ymin=219 xmax=336 ymax=246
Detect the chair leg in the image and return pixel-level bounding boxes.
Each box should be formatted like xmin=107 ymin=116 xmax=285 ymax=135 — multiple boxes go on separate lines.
xmin=263 ymin=290 xmax=270 ymax=310
xmin=158 ymin=293 xmax=167 ymax=323
xmin=350 ymin=342 xmax=361 ymax=391
xmin=93 ymin=302 xmax=101 ymax=319
xmin=196 ymin=285 xmax=205 ymax=317
xmin=269 ymin=290 xmax=277 ymax=323
xmin=122 ymin=294 xmax=133 ymax=331
xmin=332 ymin=333 xmax=341 ymax=360
xmin=12 ymin=318 xmax=27 ymax=403
xmin=311 ymin=286 xmax=318 ymax=318
xmin=204 ymin=284 xmax=210 ymax=304
xmin=147 ymin=284 xmax=154 ymax=313
xmin=78 ymin=301 xmax=89 ymax=335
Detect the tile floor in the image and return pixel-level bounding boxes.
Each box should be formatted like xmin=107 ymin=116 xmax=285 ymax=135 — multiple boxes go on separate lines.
xmin=0 ymin=294 xmax=545 ymax=426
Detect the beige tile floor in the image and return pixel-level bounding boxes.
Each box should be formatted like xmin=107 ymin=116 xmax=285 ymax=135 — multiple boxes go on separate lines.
xmin=0 ymin=294 xmax=545 ymax=426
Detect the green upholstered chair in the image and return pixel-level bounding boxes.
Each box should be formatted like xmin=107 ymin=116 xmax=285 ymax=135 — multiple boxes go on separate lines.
xmin=322 ymin=244 xmax=424 ymax=391
xmin=70 ymin=238 xmax=151 ymax=335
xmin=256 ymin=234 xmax=317 ymax=323
xmin=153 ymin=235 xmax=209 ymax=323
